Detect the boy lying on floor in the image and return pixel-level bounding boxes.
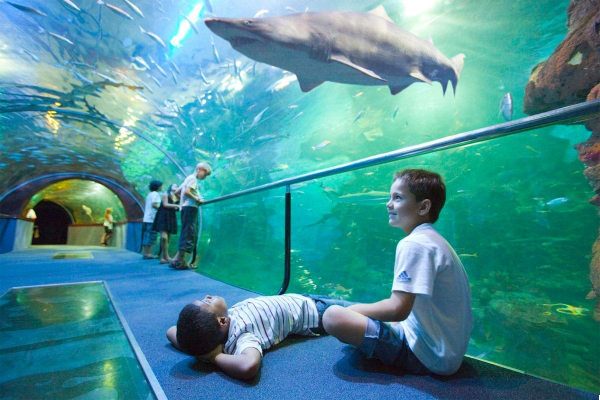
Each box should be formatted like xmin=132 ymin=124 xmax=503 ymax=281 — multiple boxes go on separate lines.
xmin=166 ymin=294 xmax=350 ymax=380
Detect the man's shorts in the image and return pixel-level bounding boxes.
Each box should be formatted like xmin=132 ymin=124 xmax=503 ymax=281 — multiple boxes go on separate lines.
xmin=142 ymin=223 xmax=157 ymax=246
xmin=304 ymin=294 xmax=354 ymax=334
xmin=359 ymin=317 xmax=430 ymax=375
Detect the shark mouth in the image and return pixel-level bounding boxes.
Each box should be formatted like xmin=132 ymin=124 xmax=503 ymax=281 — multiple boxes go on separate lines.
xmin=229 ymin=36 xmax=261 ymax=47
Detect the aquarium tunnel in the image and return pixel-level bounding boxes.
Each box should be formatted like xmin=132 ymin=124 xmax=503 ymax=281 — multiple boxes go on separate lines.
xmin=1 ymin=0 xmax=599 ymax=398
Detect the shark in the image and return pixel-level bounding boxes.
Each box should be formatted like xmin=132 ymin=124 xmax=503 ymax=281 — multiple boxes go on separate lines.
xmin=204 ymin=6 xmax=465 ymax=96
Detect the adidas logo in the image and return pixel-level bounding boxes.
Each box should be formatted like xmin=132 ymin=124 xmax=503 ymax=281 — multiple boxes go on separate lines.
xmin=397 ymin=271 xmax=411 ymax=282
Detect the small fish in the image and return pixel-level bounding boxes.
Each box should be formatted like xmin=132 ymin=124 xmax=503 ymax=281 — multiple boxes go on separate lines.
xmin=140 ymin=26 xmax=166 ymax=47
xmin=292 ymin=111 xmax=303 ymax=121
xmin=211 ymin=36 xmax=220 ymax=63
xmin=285 ymin=6 xmax=298 ymax=12
xmin=247 ymin=107 xmax=268 ymax=130
xmin=203 ymin=0 xmax=213 ymax=13
xmin=137 ymin=78 xmax=154 ymax=93
xmin=20 ymin=49 xmax=40 ymax=63
xmin=149 ymin=75 xmax=162 ymax=87
xmin=545 ymin=197 xmax=569 ymax=207
xmin=392 ymin=106 xmax=399 ymax=120
xmin=123 ymin=0 xmax=144 ymax=18
xmin=155 ymin=119 xmax=175 ymax=127
xmin=180 ymin=12 xmax=198 ymax=34
xmin=199 ymin=68 xmax=210 ymax=84
xmin=458 ymin=253 xmax=478 ymax=258
xmin=353 ymin=91 xmax=363 ymax=98
xmin=72 ymin=61 xmax=94 ymax=69
xmin=149 ymin=56 xmax=168 ymax=77
xmin=49 ymin=32 xmax=74 ymax=45
xmin=171 ymin=69 xmax=178 ymax=84
xmin=168 ymin=59 xmax=180 ymax=74
xmin=60 ymin=0 xmax=81 ymax=12
xmin=5 ymin=1 xmax=47 ymax=16
xmin=97 ymin=1 xmax=133 ymax=20
xmin=312 ymin=140 xmax=330 ymax=150
xmin=132 ymin=56 xmax=151 ymax=70
xmin=352 ymin=110 xmax=364 ymax=124
xmin=94 ymin=71 xmax=117 ymax=83
xmin=500 ymin=92 xmax=513 ymax=121
xmin=254 ymin=9 xmax=268 ymax=18
xmin=72 ymin=69 xmax=93 ymax=84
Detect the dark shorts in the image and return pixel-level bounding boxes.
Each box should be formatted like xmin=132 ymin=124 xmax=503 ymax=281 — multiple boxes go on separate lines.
xmin=304 ymin=294 xmax=354 ymax=334
xmin=359 ymin=318 xmax=430 ymax=375
xmin=104 ymin=226 xmax=113 ymax=234
xmin=178 ymin=206 xmax=199 ymax=253
xmin=142 ymin=223 xmax=157 ymax=246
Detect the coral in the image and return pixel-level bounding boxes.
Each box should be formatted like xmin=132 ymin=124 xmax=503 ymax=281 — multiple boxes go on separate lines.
xmin=523 ymin=0 xmax=600 ymax=322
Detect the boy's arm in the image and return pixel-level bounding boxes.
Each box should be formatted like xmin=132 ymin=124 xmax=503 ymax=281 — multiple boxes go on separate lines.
xmin=184 ymin=186 xmax=203 ymax=204
xmin=348 ymin=291 xmax=415 ymax=322
xmin=202 ymin=345 xmax=261 ymax=380
xmin=166 ymin=326 xmax=181 ymax=350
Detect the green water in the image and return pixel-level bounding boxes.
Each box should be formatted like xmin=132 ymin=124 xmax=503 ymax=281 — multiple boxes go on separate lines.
xmin=0 ymin=0 xmax=598 ymax=393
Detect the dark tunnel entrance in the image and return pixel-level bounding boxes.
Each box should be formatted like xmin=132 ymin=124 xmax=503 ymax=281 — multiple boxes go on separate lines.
xmin=31 ymin=200 xmax=73 ymax=245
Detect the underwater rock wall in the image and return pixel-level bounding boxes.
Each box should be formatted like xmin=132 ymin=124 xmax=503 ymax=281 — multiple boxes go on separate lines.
xmin=523 ymin=0 xmax=600 ymax=321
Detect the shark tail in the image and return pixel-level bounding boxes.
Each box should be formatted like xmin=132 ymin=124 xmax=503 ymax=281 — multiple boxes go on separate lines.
xmin=449 ymin=53 xmax=465 ymax=95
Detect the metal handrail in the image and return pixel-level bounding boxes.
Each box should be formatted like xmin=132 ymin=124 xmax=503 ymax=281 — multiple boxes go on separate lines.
xmin=204 ymin=99 xmax=600 ymax=205
xmin=200 ymin=99 xmax=600 ymax=295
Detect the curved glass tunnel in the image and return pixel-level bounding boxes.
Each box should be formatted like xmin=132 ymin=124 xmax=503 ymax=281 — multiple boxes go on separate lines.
xmin=0 ymin=0 xmax=598 ymax=395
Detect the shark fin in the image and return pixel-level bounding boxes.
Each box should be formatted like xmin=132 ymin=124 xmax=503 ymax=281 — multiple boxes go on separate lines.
xmin=449 ymin=53 xmax=465 ymax=95
xmin=410 ymin=70 xmax=432 ymax=85
xmin=427 ymin=36 xmax=434 ymax=45
xmin=297 ymin=76 xmax=324 ymax=92
xmin=389 ymin=84 xmax=411 ymax=95
xmin=368 ymin=5 xmax=394 ymax=23
xmin=330 ymin=55 xmax=387 ymax=83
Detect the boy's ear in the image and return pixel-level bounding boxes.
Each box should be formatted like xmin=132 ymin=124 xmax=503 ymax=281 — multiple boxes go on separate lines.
xmin=217 ymin=316 xmax=228 ymax=327
xmin=419 ymin=199 xmax=432 ymax=216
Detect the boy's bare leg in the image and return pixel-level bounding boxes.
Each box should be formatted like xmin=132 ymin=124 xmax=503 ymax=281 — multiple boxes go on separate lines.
xmin=322 ymin=305 xmax=368 ymax=348
xmin=160 ymin=232 xmax=170 ymax=262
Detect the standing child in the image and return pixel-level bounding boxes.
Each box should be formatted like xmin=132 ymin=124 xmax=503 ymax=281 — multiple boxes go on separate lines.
xmin=153 ymin=183 xmax=180 ymax=264
xmin=322 ymin=169 xmax=473 ymax=376
xmin=142 ymin=180 xmax=162 ymax=259
xmin=170 ymin=162 xmax=211 ymax=270
xmin=101 ymin=207 xmax=114 ymax=246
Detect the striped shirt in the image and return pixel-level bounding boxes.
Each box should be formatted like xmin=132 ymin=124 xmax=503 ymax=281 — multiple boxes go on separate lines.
xmin=223 ymin=294 xmax=319 ymax=357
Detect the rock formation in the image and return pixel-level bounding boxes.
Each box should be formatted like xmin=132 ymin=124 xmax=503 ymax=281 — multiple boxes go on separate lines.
xmin=523 ymin=0 xmax=600 ymax=322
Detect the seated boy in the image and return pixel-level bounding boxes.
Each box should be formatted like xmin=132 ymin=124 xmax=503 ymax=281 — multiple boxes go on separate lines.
xmin=322 ymin=169 xmax=473 ymax=376
xmin=166 ymin=294 xmax=350 ymax=380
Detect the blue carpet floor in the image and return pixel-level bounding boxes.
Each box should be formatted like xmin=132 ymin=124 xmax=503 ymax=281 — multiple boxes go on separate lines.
xmin=0 ymin=246 xmax=595 ymax=400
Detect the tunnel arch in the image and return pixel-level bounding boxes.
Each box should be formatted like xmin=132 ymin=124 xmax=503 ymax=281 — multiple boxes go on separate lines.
xmin=0 ymin=173 xmax=144 ymax=221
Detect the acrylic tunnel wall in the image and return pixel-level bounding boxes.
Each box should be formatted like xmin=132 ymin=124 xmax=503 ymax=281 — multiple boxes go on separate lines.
xmin=0 ymin=0 xmax=599 ymax=395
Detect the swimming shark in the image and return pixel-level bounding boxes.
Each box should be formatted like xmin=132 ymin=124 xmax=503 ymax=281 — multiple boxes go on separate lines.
xmin=204 ymin=6 xmax=465 ymax=95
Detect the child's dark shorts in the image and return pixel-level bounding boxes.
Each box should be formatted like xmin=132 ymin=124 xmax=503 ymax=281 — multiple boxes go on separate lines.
xmin=359 ymin=317 xmax=431 ymax=375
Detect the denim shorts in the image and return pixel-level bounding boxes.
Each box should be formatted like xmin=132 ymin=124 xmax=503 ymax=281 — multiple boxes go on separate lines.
xmin=304 ymin=294 xmax=354 ymax=334
xmin=142 ymin=223 xmax=157 ymax=245
xmin=359 ymin=317 xmax=430 ymax=375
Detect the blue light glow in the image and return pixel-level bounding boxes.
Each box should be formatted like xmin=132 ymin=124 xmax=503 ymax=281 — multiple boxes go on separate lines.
xmin=170 ymin=3 xmax=205 ymax=48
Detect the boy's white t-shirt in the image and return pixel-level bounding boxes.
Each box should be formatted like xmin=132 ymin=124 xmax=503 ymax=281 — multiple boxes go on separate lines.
xmin=179 ymin=174 xmax=200 ymax=208
xmin=143 ymin=191 xmax=161 ymax=223
xmin=392 ymin=223 xmax=473 ymax=375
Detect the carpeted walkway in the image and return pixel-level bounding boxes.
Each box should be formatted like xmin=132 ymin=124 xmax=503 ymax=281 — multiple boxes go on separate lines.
xmin=0 ymin=246 xmax=595 ymax=399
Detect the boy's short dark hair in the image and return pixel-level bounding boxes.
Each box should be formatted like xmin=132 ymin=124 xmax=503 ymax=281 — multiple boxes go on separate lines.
xmin=394 ymin=169 xmax=446 ymax=223
xmin=176 ymin=303 xmax=226 ymax=356
xmin=149 ymin=180 xmax=163 ymax=192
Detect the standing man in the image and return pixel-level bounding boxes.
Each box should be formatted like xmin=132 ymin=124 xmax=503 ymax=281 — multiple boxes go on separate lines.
xmin=142 ymin=179 xmax=163 ymax=259
xmin=170 ymin=162 xmax=212 ymax=270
